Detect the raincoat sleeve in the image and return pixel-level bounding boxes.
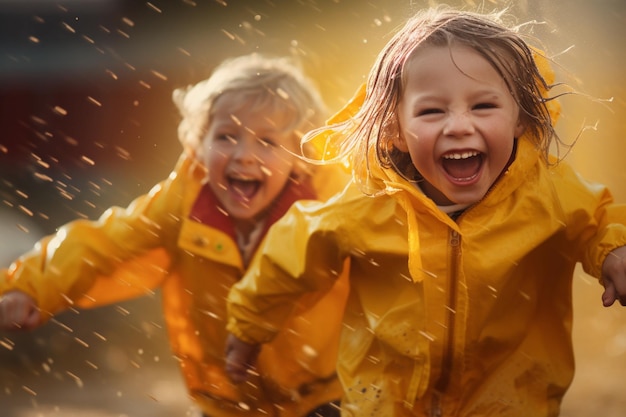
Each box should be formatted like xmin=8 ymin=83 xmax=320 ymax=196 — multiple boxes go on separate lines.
xmin=553 ymin=160 xmax=626 ymax=279
xmin=227 ymin=192 xmax=351 ymax=345
xmin=0 ymin=154 xmax=197 ymax=317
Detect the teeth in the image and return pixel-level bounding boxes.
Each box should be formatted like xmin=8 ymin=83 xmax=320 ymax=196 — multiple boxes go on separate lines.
xmin=442 ymin=151 xmax=479 ymax=160
xmin=230 ymin=174 xmax=256 ymax=181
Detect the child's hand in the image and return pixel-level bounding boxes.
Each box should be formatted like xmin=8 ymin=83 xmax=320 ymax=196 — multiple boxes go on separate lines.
xmin=224 ymin=333 xmax=260 ymax=384
xmin=0 ymin=290 xmax=41 ymax=330
xmin=601 ymin=246 xmax=626 ymax=307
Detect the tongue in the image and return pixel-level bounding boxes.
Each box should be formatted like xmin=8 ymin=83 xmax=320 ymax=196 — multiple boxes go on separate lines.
xmin=442 ymin=155 xmax=481 ymax=180
xmin=231 ymin=180 xmax=259 ymax=200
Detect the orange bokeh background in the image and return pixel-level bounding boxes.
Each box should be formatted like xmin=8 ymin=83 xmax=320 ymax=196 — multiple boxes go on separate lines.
xmin=0 ymin=1 xmax=624 ymax=416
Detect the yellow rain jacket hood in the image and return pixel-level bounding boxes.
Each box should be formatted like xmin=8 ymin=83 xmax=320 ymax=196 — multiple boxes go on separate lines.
xmin=0 ymin=154 xmax=349 ymax=417
xmin=227 ymin=55 xmax=626 ymax=416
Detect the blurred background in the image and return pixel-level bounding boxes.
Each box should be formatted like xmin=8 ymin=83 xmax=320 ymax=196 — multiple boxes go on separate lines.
xmin=0 ymin=0 xmax=624 ymax=416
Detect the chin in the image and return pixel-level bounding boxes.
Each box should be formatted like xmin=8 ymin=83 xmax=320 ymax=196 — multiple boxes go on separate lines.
xmin=446 ymin=191 xmax=486 ymax=206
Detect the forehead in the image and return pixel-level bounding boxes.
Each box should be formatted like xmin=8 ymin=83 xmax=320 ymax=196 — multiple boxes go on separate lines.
xmin=211 ymin=90 xmax=297 ymax=130
xmin=403 ymin=44 xmax=504 ymax=88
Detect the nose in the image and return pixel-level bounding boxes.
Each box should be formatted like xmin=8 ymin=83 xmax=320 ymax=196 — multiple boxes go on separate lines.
xmin=443 ymin=111 xmax=475 ymax=137
xmin=232 ymin=136 xmax=256 ymax=163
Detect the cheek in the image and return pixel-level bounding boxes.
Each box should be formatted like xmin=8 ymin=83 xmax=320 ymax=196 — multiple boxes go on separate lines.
xmin=405 ymin=136 xmax=441 ymax=179
xmin=202 ymin=148 xmax=221 ymax=168
xmin=267 ymin=161 xmax=296 ymax=182
xmin=199 ymin=139 xmax=214 ymax=160
xmin=407 ymin=146 xmax=433 ymax=173
xmin=488 ymin=137 xmax=516 ymax=175
xmin=202 ymin=145 xmax=228 ymax=179
xmin=501 ymin=140 xmax=516 ymax=164
xmin=403 ymin=128 xmax=433 ymax=156
xmin=261 ymin=149 xmax=296 ymax=172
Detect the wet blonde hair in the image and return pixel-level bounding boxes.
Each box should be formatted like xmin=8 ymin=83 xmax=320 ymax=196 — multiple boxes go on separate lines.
xmin=303 ymin=7 xmax=562 ymax=190
xmin=173 ymin=53 xmax=327 ymax=177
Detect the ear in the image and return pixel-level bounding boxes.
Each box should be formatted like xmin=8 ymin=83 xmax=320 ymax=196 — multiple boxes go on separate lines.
xmin=388 ymin=115 xmax=409 ymax=152
xmin=393 ymin=132 xmax=409 ymax=152
xmin=514 ymin=118 xmax=526 ymax=138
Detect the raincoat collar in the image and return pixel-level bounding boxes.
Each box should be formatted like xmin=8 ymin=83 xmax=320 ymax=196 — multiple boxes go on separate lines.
xmin=189 ymin=177 xmax=317 ymax=256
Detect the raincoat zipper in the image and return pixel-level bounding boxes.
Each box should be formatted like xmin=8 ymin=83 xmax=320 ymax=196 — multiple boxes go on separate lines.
xmin=430 ymin=228 xmax=461 ymax=417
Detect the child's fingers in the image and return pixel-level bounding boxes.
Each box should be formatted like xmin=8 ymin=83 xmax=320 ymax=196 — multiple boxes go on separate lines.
xmin=225 ymin=346 xmax=254 ymax=384
xmin=0 ymin=293 xmax=39 ymax=330
xmin=611 ymin=270 xmax=626 ymax=306
xmin=602 ymin=280 xmax=617 ymax=307
xmin=0 ymin=298 xmax=12 ymax=329
xmin=602 ymin=248 xmax=626 ymax=306
xmin=225 ymin=352 xmax=249 ymax=384
xmin=22 ymin=307 xmax=41 ymax=329
xmin=224 ymin=334 xmax=260 ymax=384
xmin=0 ymin=296 xmax=24 ymax=329
xmin=602 ymin=274 xmax=626 ymax=307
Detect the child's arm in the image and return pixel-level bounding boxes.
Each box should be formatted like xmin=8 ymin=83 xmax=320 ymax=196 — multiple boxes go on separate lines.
xmin=0 ymin=154 xmax=195 ymax=315
xmin=0 ymin=290 xmax=40 ymax=330
xmin=601 ymin=245 xmax=626 ymax=307
xmin=225 ymin=191 xmax=354 ymax=375
xmin=551 ymin=161 xmax=626 ymax=304
xmin=224 ymin=333 xmax=261 ymax=384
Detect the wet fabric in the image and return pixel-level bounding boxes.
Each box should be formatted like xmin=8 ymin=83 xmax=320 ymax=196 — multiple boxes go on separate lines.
xmin=227 ymin=138 xmax=626 ymax=416
xmin=0 ymin=153 xmax=350 ymax=417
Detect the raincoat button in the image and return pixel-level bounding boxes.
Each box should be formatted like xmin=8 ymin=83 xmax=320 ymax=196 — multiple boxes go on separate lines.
xmin=193 ymin=235 xmax=209 ymax=247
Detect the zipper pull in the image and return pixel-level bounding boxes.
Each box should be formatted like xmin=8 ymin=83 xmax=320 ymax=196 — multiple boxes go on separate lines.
xmin=450 ymin=229 xmax=460 ymax=246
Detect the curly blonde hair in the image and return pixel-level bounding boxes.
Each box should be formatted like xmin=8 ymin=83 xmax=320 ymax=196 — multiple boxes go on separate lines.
xmin=173 ymin=53 xmax=327 ymax=177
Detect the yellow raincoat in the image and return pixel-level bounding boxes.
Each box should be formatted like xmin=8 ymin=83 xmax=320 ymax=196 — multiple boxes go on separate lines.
xmin=227 ymin=134 xmax=626 ymax=416
xmin=0 ymin=153 xmax=349 ymax=417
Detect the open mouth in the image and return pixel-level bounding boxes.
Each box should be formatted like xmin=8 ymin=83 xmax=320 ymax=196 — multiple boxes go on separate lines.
xmin=441 ymin=151 xmax=483 ymax=182
xmin=228 ymin=176 xmax=261 ymax=201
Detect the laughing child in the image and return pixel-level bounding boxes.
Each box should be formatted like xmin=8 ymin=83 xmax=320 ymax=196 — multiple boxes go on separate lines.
xmin=225 ymin=9 xmax=626 ymax=417
xmin=0 ymin=53 xmax=348 ymax=417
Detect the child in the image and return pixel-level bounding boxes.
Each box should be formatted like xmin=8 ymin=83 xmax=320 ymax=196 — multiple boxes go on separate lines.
xmin=225 ymin=8 xmax=626 ymax=417
xmin=0 ymin=53 xmax=349 ymax=417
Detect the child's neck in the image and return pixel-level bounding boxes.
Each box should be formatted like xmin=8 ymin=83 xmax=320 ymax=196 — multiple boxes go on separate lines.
xmin=413 ymin=182 xmax=472 ymax=217
xmin=235 ymin=219 xmax=266 ymax=266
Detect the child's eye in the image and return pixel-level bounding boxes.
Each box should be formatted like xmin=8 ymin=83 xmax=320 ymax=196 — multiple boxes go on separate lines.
xmin=257 ymin=137 xmax=277 ymax=147
xmin=473 ymin=102 xmax=497 ymax=110
xmin=417 ymin=108 xmax=443 ymax=116
xmin=217 ymin=134 xmax=237 ymax=144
